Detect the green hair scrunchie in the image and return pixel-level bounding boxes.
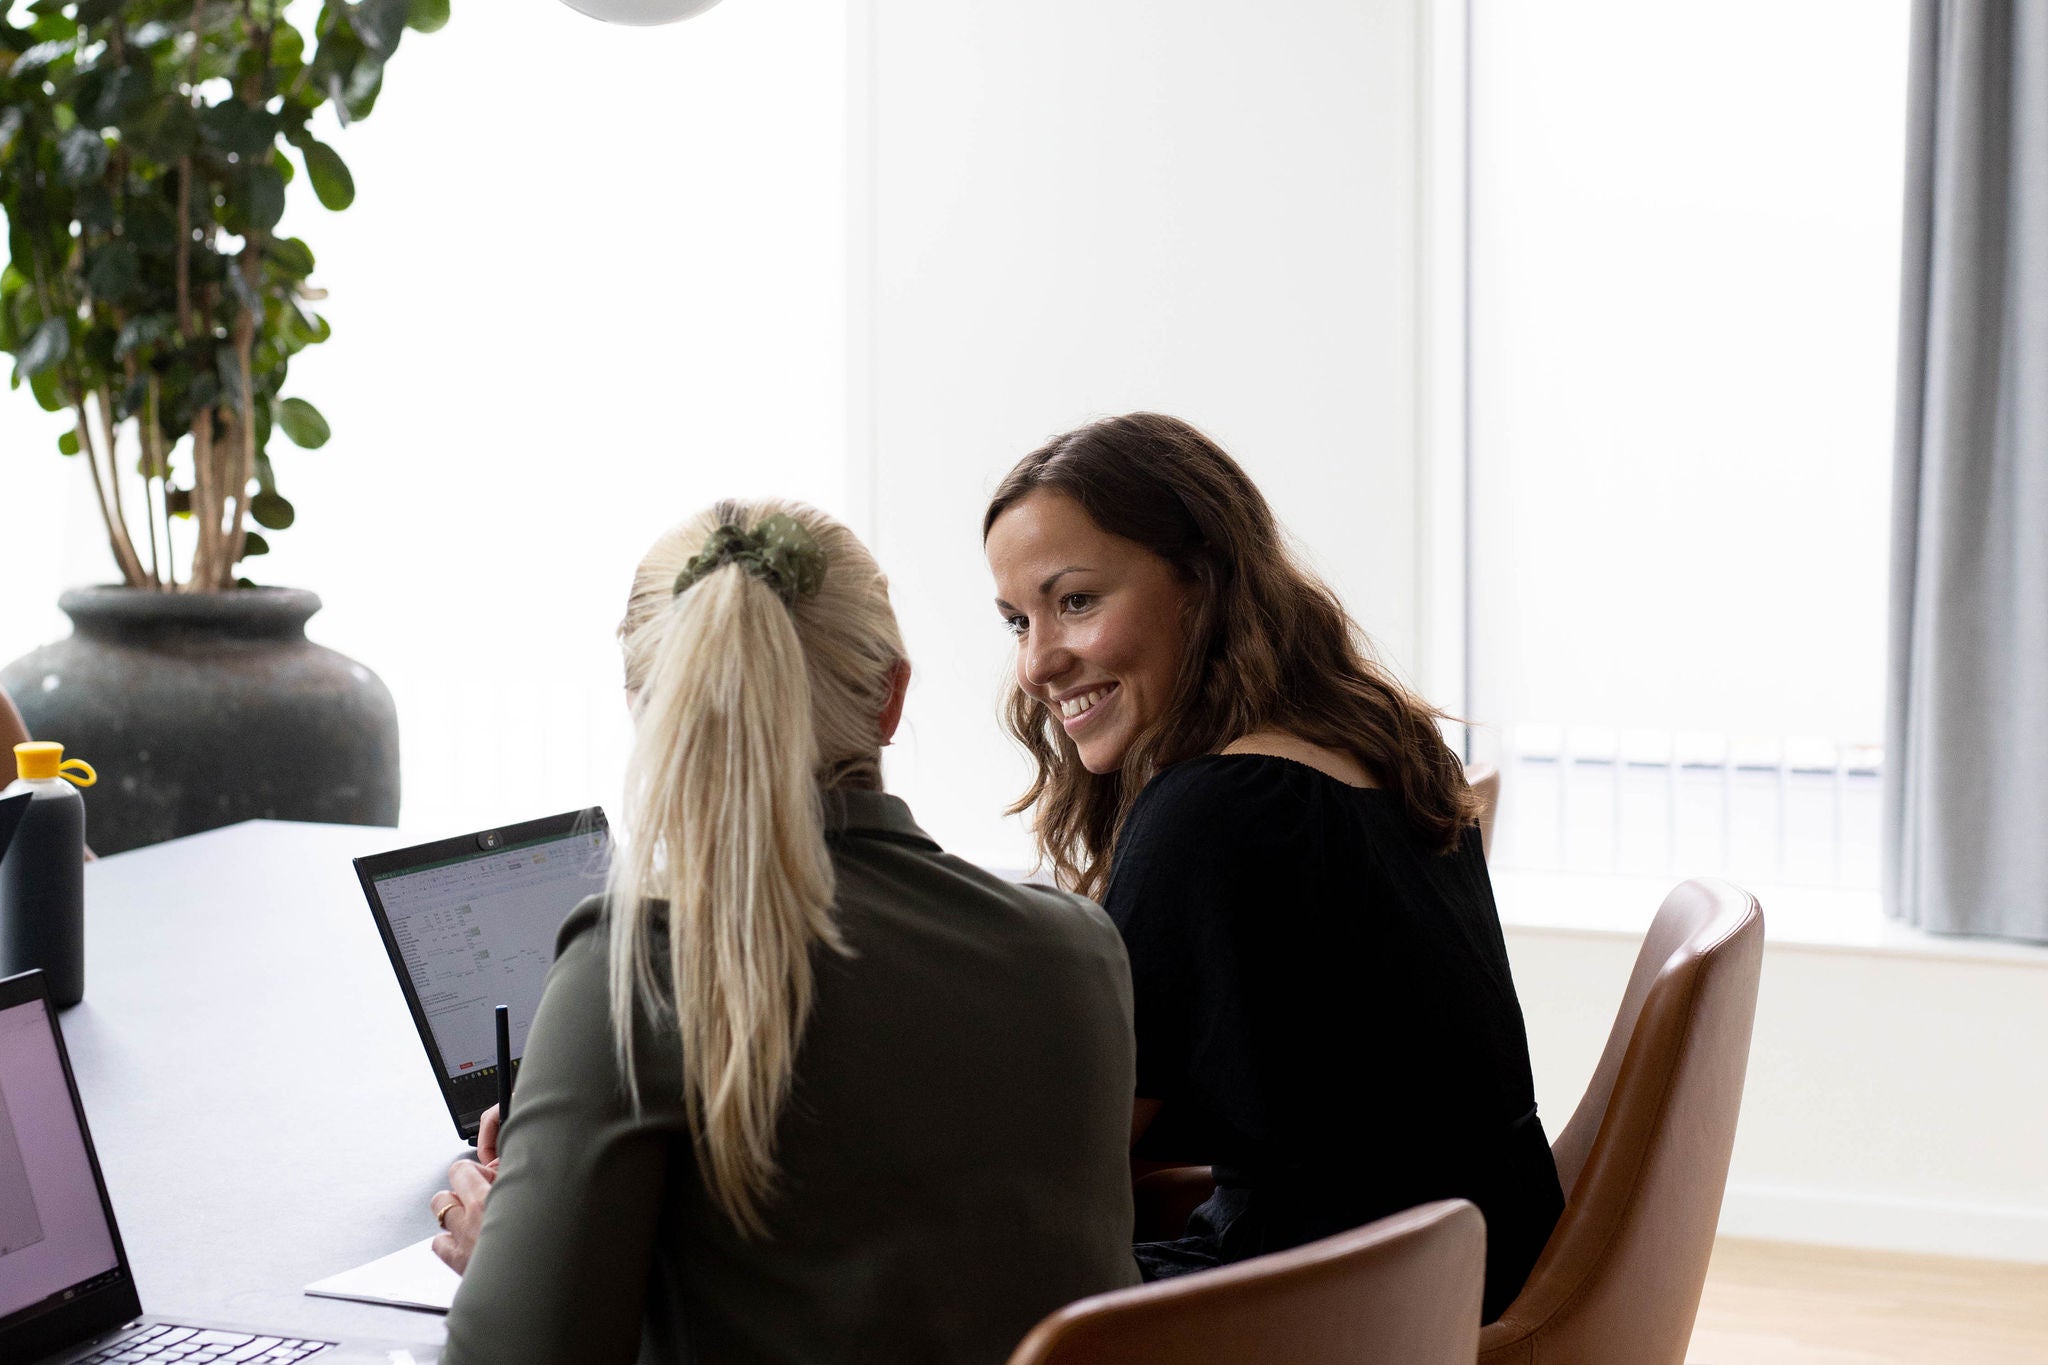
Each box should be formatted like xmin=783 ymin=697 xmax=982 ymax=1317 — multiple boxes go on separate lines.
xmin=672 ymin=513 xmax=827 ymax=607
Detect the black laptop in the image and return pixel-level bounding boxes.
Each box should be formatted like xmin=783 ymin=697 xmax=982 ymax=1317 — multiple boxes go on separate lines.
xmin=353 ymin=810 xmax=611 ymax=1142
xmin=0 ymin=969 xmax=437 ymax=1364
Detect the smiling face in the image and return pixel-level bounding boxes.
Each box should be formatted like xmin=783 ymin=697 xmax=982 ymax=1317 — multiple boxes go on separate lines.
xmin=985 ymin=491 xmax=1194 ymax=774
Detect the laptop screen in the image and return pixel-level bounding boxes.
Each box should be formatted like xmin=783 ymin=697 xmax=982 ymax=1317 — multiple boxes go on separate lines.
xmin=368 ymin=823 xmax=609 ymax=1079
xmin=357 ymin=812 xmax=610 ymax=1137
xmin=0 ymin=997 xmax=123 ymax=1326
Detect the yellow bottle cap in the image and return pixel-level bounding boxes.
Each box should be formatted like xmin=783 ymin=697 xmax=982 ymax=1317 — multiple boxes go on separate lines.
xmin=14 ymin=742 xmax=96 ymax=788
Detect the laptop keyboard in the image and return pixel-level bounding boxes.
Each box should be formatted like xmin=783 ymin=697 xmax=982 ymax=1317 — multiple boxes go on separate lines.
xmin=79 ymin=1323 xmax=335 ymax=1362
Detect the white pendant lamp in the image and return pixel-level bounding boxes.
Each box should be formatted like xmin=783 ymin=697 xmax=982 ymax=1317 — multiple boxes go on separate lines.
xmin=558 ymin=0 xmax=725 ymax=25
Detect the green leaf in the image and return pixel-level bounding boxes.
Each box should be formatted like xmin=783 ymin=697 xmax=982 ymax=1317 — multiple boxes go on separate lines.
xmin=267 ymin=237 xmax=317 ymax=276
xmin=238 ymin=162 xmax=288 ymax=235
xmin=81 ymin=324 xmax=116 ymax=372
xmin=123 ymin=102 xmax=200 ymax=162
xmin=250 ymin=493 xmax=295 ymax=531
xmin=72 ymin=69 xmax=109 ymax=126
xmin=56 ymin=126 xmax=109 ymax=185
xmin=276 ymin=396 xmax=330 ymax=449
xmin=339 ymin=55 xmax=387 ymax=121
xmin=12 ymin=38 xmax=74 ymax=76
xmin=240 ymin=532 xmax=271 ymax=557
xmin=123 ymin=198 xmax=177 ymax=251
xmin=28 ymin=366 xmax=64 ymax=413
xmin=84 ymin=241 xmax=140 ymax=300
xmin=74 ymin=183 xmax=116 ymax=232
xmin=199 ymin=100 xmax=275 ymax=159
xmin=407 ymin=0 xmax=452 ymax=33
xmin=354 ymin=0 xmax=411 ymax=55
xmin=28 ymin=12 xmax=74 ymax=44
xmin=254 ymin=450 xmax=277 ymax=495
xmin=16 ymin=317 xmax=69 ymax=379
xmin=302 ymin=139 xmax=355 ymax=211
xmin=88 ymin=64 xmax=150 ymax=127
xmin=57 ymin=429 xmax=80 ymax=455
xmin=270 ymin=22 xmax=306 ymax=72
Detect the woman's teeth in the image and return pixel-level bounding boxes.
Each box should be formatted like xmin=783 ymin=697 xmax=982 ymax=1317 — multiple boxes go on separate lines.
xmin=1060 ymin=688 xmax=1110 ymax=719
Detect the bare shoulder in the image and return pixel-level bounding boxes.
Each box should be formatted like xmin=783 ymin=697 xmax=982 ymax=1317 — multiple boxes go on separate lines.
xmin=1219 ymin=730 xmax=1377 ymax=788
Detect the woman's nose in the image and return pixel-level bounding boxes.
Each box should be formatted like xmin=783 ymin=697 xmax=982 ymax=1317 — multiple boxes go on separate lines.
xmin=1022 ymin=629 xmax=1072 ymax=691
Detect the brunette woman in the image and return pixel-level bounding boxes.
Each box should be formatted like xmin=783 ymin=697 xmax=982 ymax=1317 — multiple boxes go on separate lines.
xmin=430 ymin=500 xmax=1139 ymax=1364
xmin=983 ymin=414 xmax=1563 ymax=1322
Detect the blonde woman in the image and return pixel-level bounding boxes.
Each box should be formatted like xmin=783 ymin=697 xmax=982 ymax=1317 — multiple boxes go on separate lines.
xmin=429 ymin=501 xmax=1139 ymax=1365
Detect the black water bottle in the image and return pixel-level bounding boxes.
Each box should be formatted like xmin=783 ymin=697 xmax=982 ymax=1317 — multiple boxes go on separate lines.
xmin=0 ymin=741 xmax=97 ymax=1007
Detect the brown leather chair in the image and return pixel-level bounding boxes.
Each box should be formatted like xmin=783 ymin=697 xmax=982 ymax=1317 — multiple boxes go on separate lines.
xmin=1010 ymin=1199 xmax=1486 ymax=1365
xmin=1464 ymin=763 xmax=1501 ymax=861
xmin=1131 ymin=1163 xmax=1219 ymax=1243
xmin=1479 ymin=878 xmax=1764 ymax=1364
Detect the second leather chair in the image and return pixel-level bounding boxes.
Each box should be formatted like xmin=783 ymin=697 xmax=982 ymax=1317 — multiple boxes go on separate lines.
xmin=1010 ymin=1199 xmax=1486 ymax=1365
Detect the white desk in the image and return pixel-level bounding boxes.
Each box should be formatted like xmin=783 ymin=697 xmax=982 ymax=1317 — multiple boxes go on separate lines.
xmin=60 ymin=820 xmax=462 ymax=1352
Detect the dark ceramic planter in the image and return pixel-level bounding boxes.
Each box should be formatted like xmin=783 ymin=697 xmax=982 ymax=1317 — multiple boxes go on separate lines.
xmin=0 ymin=587 xmax=399 ymax=855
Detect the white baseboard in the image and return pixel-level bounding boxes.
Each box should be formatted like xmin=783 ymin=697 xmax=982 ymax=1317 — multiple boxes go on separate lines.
xmin=1718 ymin=1183 xmax=2048 ymax=1264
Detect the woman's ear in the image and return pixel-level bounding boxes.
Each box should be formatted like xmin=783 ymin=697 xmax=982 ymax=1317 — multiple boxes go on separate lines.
xmin=879 ymin=658 xmax=912 ymax=746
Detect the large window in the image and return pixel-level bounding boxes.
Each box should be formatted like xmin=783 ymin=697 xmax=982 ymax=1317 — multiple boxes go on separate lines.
xmin=1465 ymin=1 xmax=1911 ymax=891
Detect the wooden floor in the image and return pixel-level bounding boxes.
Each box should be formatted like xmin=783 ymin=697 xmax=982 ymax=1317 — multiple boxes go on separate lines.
xmin=1687 ymin=1239 xmax=2048 ymax=1364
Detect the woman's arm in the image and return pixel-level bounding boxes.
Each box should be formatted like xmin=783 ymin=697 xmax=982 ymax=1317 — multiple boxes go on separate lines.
xmin=436 ymin=922 xmax=674 ymax=1365
xmin=1106 ymin=763 xmax=1275 ymax=1168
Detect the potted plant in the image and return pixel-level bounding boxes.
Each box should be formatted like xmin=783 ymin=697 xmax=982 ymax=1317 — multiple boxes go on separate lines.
xmin=0 ymin=0 xmax=450 ymax=853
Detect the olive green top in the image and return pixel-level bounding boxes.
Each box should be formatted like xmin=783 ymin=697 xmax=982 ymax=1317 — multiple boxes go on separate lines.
xmin=441 ymin=790 xmax=1141 ymax=1365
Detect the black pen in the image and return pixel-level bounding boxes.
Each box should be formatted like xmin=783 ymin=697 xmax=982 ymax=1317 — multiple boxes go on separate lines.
xmin=496 ymin=1004 xmax=514 ymax=1124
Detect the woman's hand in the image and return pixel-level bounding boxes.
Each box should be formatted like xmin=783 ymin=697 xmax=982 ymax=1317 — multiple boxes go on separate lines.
xmin=476 ymin=1103 xmax=502 ymax=1166
xmin=429 ymin=1158 xmax=497 ymax=1275
xmin=1131 ymin=1097 xmax=1162 ymax=1147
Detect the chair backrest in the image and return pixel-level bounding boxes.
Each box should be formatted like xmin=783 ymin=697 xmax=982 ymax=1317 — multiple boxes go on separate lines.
xmin=1479 ymin=878 xmax=1764 ymax=1365
xmin=1465 ymin=763 xmax=1501 ymax=861
xmin=1009 ymin=1199 xmax=1486 ymax=1365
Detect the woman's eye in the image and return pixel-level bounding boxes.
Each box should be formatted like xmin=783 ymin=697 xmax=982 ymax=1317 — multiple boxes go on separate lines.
xmin=1060 ymin=593 xmax=1095 ymax=613
xmin=1002 ymin=615 xmax=1028 ymax=637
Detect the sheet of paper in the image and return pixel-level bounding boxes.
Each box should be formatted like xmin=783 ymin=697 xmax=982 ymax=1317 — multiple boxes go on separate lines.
xmin=305 ymin=1235 xmax=459 ymax=1313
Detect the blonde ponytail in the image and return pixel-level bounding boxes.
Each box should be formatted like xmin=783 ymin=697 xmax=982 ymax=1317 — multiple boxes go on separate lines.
xmin=608 ymin=499 xmax=904 ymax=1237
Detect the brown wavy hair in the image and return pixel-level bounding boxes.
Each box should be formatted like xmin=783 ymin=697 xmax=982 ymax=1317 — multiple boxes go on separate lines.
xmin=983 ymin=412 xmax=1478 ymax=899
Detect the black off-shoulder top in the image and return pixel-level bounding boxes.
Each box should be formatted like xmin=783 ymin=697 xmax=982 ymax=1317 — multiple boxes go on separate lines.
xmin=1106 ymin=753 xmax=1564 ymax=1321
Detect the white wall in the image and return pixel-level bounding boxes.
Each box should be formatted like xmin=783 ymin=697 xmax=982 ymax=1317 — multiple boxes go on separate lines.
xmin=861 ymin=0 xmax=1430 ymax=871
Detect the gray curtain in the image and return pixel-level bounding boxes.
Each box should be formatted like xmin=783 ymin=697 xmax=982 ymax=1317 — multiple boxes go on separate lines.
xmin=1886 ymin=0 xmax=2048 ymax=939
